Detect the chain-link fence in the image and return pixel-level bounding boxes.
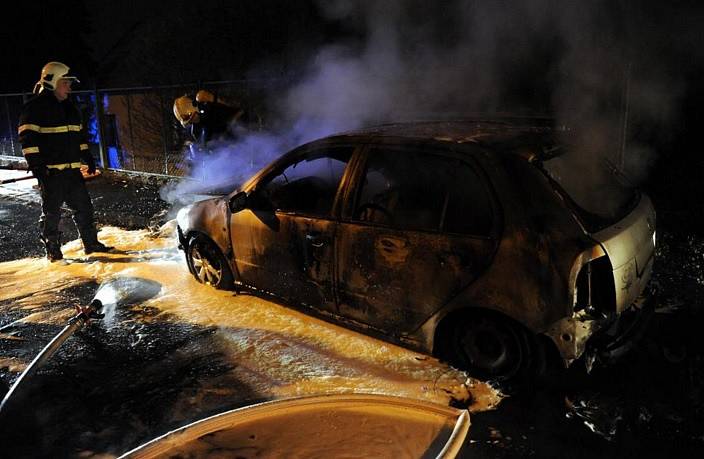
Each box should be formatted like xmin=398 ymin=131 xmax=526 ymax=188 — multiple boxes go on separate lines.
xmin=0 ymin=79 xmax=283 ymax=176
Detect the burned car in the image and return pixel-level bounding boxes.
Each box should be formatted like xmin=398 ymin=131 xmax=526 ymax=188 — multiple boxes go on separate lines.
xmin=176 ymin=120 xmax=655 ymax=382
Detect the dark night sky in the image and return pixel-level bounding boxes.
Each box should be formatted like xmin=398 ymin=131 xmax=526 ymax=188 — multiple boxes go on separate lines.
xmin=2 ymin=0 xmax=702 ymax=202
xmin=2 ymin=1 xmax=701 ymax=95
xmin=1 ymin=0 xmax=346 ymax=91
xmin=2 ymin=1 xmax=701 ymax=122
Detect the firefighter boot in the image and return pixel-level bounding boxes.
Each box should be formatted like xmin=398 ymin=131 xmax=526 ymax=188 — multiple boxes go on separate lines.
xmin=43 ymin=238 xmax=64 ymax=262
xmin=83 ymin=241 xmax=114 ymax=255
xmin=79 ymin=224 xmax=114 ymax=255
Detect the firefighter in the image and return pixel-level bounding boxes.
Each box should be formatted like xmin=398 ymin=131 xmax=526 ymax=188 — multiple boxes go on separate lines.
xmin=173 ymin=90 xmax=250 ymax=148
xmin=18 ymin=61 xmax=112 ymax=261
xmin=193 ymin=89 xmax=243 ymax=144
xmin=173 ymin=94 xmax=202 ymax=148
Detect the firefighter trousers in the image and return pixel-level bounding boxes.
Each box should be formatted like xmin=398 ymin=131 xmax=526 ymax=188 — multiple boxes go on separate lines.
xmin=37 ymin=169 xmax=99 ymax=246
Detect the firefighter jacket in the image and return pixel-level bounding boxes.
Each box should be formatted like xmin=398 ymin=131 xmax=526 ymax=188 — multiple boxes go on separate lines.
xmin=18 ymin=90 xmax=92 ymax=171
xmin=191 ymin=101 xmax=238 ymax=145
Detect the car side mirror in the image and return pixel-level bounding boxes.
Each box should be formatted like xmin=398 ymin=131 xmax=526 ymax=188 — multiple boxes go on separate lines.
xmin=228 ymin=191 xmax=248 ymax=213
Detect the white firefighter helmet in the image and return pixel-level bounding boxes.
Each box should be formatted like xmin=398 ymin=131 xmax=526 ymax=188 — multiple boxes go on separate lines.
xmin=34 ymin=61 xmax=80 ymax=94
xmin=173 ymin=95 xmax=200 ymax=127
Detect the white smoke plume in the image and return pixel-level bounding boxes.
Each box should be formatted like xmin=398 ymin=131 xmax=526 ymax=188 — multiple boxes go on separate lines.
xmin=163 ymin=0 xmax=686 ymax=209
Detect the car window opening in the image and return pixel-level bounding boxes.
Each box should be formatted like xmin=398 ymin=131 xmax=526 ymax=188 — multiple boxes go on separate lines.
xmin=355 ymin=148 xmax=493 ymax=236
xmin=540 ymin=157 xmax=639 ymax=232
xmin=257 ymin=147 xmax=353 ymax=216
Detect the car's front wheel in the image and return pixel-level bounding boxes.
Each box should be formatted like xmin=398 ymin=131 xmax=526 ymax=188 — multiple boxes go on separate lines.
xmin=186 ymin=235 xmax=234 ymax=290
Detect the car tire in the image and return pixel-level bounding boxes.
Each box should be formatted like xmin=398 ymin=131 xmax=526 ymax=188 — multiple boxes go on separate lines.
xmin=440 ymin=310 xmax=535 ymax=389
xmin=186 ymin=235 xmax=235 ymax=290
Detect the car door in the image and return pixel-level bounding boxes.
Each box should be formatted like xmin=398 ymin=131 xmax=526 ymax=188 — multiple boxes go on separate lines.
xmin=229 ymin=145 xmax=355 ymax=312
xmin=335 ymin=145 xmax=499 ymax=334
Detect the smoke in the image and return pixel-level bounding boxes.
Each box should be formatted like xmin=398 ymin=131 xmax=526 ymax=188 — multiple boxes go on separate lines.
xmin=164 ymin=0 xmax=687 ymax=212
xmin=284 ymin=1 xmax=547 ymax=125
xmin=159 ymin=118 xmax=344 ymax=205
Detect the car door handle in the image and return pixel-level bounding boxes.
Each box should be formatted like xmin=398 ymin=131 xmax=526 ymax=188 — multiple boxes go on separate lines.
xmin=306 ymin=233 xmax=325 ymax=248
xmin=377 ymin=236 xmax=408 ymax=252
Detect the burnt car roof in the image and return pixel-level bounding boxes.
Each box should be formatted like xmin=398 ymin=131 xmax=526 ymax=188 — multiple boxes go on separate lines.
xmin=330 ymin=118 xmax=565 ymax=160
xmin=337 ymin=118 xmax=555 ymax=139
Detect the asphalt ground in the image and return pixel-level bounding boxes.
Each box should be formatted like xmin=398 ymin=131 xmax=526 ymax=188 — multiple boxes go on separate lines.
xmin=0 ymin=171 xmax=171 ymax=262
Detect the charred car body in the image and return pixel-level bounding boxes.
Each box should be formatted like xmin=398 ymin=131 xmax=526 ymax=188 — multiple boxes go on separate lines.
xmin=176 ymin=120 xmax=656 ymax=382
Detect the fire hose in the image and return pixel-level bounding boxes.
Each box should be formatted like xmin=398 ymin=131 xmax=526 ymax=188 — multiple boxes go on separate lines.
xmin=0 ymin=163 xmax=103 ymax=185
xmin=0 ymin=164 xmax=35 ymax=185
xmin=0 ymin=300 xmax=104 ymax=416
xmin=0 ymin=175 xmax=36 ymax=185
xmin=0 ymin=277 xmax=161 ymax=417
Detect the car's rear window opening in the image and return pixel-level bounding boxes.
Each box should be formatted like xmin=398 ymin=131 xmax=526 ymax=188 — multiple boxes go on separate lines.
xmin=540 ymin=153 xmax=639 ymax=231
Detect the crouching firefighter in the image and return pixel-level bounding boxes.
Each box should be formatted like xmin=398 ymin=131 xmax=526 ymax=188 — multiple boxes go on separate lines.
xmin=18 ymin=61 xmax=112 ymax=261
xmin=173 ymin=90 xmax=250 ymax=153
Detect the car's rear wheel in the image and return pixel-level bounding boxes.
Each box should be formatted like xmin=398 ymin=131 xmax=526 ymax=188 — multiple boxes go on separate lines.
xmin=187 ymin=235 xmax=234 ymax=290
xmin=439 ymin=310 xmax=536 ymax=387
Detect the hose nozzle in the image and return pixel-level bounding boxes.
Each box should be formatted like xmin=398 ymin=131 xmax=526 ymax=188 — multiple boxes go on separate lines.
xmin=69 ymin=299 xmax=104 ymax=325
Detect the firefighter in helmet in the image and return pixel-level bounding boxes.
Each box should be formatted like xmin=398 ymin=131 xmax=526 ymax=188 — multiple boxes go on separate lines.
xmin=18 ymin=61 xmax=112 ymax=261
xmin=173 ymin=89 xmax=250 ymax=147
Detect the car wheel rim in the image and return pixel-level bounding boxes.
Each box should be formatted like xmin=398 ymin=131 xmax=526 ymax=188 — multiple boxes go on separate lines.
xmin=191 ymin=244 xmax=222 ymax=286
xmin=459 ymin=317 xmax=523 ymax=379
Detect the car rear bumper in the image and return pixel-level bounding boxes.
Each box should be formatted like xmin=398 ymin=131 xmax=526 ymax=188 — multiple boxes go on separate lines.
xmin=544 ymin=292 xmax=654 ymax=367
xmin=586 ymin=292 xmax=655 ymax=365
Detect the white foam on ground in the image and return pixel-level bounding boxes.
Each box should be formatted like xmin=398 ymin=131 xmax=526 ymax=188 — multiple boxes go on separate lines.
xmin=0 ymin=223 xmax=502 ymax=412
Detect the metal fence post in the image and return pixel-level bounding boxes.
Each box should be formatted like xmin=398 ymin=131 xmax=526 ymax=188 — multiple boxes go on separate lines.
xmin=4 ymin=96 xmax=16 ymax=156
xmin=126 ymin=93 xmax=135 ymax=164
xmin=158 ymin=90 xmax=169 ymax=175
xmin=94 ymin=87 xmax=109 ymax=169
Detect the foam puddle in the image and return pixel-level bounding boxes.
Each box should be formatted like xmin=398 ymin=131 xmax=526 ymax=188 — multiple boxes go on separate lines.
xmin=0 ymin=223 xmax=502 ymax=412
xmin=92 ymin=276 xmax=163 ymax=328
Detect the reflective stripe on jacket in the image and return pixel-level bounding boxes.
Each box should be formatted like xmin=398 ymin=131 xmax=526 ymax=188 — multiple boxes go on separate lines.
xmin=17 ymin=91 xmax=91 ymax=169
